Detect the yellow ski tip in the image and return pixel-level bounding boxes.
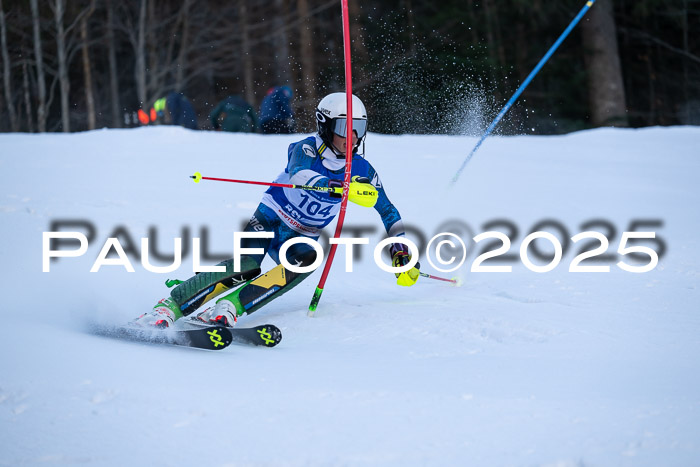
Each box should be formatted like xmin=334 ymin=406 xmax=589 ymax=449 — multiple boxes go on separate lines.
xmin=191 ymin=172 xmax=202 ymax=183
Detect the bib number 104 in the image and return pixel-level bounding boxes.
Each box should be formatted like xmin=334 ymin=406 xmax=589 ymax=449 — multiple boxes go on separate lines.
xmin=298 ymin=193 xmax=334 ymax=217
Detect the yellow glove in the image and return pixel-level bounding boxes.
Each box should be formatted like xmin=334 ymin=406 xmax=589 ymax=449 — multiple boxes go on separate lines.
xmin=390 ymin=244 xmax=420 ymax=287
xmin=348 ymin=176 xmax=378 ymax=207
xmin=328 ymin=176 xmax=378 ymax=208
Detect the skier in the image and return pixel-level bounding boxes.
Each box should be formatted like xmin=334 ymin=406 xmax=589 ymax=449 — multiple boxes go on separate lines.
xmin=153 ymin=92 xmax=198 ymax=130
xmin=210 ymin=95 xmax=258 ymax=133
xmin=259 ymin=86 xmax=295 ymax=134
xmin=134 ymin=93 xmax=420 ymax=328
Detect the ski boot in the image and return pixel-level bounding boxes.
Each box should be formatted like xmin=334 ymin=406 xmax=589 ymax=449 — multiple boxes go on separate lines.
xmin=133 ymin=297 xmax=184 ymax=328
xmin=195 ymin=298 xmax=243 ymax=327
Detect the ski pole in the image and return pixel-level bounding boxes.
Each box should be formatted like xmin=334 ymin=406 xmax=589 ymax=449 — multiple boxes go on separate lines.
xmin=190 ymin=172 xmax=342 ymax=195
xmin=420 ymin=272 xmax=460 ymax=285
xmin=450 ymin=0 xmax=597 ymax=185
xmin=193 ymin=171 xmax=462 ymax=287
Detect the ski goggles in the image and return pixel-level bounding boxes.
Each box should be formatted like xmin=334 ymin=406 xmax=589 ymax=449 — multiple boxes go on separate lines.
xmin=332 ymin=118 xmax=367 ymax=139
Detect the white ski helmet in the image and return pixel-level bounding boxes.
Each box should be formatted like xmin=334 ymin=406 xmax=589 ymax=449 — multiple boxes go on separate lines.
xmin=316 ymin=93 xmax=368 ymax=155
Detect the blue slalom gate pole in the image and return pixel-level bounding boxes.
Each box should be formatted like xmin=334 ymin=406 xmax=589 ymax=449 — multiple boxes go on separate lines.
xmin=451 ymin=0 xmax=597 ymax=185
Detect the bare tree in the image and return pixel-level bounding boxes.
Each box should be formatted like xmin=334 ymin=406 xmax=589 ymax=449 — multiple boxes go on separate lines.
xmin=481 ymin=0 xmax=500 ymax=99
xmin=349 ymin=0 xmax=369 ymax=64
xmin=239 ymin=1 xmax=255 ymax=106
xmin=297 ymin=0 xmax=316 ymax=104
xmin=582 ymin=0 xmax=628 ymax=126
xmin=30 ymin=0 xmax=47 ymax=132
xmin=0 ymin=0 xmax=18 ymax=131
xmin=22 ymin=60 xmax=34 ymax=132
xmin=145 ymin=2 xmax=188 ymax=100
xmin=106 ymin=0 xmax=121 ymax=127
xmin=52 ymin=0 xmax=70 ymax=132
xmin=134 ymin=0 xmax=147 ymax=106
xmin=119 ymin=0 xmax=193 ymax=110
xmin=681 ymin=0 xmax=690 ymax=123
xmin=146 ymin=0 xmax=158 ymax=100
xmin=295 ymin=0 xmax=318 ymax=130
xmin=272 ymin=0 xmax=293 ymax=85
xmin=80 ymin=1 xmax=96 ymax=130
xmin=174 ymin=0 xmax=194 ymax=92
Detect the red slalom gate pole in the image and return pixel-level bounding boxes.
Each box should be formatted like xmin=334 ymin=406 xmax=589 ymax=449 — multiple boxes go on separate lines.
xmin=308 ymin=0 xmax=353 ymax=316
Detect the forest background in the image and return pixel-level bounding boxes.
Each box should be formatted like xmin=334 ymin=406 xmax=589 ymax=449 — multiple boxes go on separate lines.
xmin=0 ymin=0 xmax=698 ymax=135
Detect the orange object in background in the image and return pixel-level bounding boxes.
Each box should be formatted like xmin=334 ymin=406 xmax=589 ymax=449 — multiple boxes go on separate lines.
xmin=150 ymin=108 xmax=157 ymax=122
xmin=137 ymin=109 xmax=150 ymax=125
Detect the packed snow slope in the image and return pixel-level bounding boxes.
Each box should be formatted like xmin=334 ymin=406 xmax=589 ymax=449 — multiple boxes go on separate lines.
xmin=1 ymin=126 xmax=699 ymax=466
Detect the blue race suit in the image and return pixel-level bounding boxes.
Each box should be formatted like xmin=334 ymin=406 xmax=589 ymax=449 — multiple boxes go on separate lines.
xmin=260 ymin=134 xmax=405 ymax=244
xmin=169 ymin=134 xmax=406 ymax=317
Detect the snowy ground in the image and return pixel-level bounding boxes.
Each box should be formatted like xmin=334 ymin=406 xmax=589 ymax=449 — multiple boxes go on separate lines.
xmin=1 ymin=126 xmax=699 ymax=466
